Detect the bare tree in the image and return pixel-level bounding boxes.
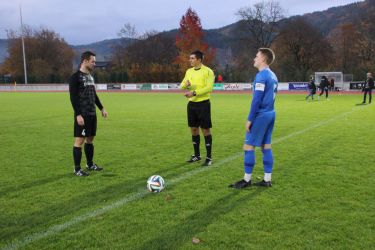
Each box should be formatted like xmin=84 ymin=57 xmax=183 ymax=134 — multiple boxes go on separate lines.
xmin=111 ymin=23 xmax=139 ymax=82
xmin=237 ymin=0 xmax=285 ymax=48
xmin=357 ymin=7 xmax=375 ymax=67
xmin=328 ymin=23 xmax=362 ymax=74
xmin=272 ymin=18 xmax=333 ymax=81
xmin=117 ymin=23 xmax=138 ymax=39
xmin=138 ymin=30 xmax=159 ymax=40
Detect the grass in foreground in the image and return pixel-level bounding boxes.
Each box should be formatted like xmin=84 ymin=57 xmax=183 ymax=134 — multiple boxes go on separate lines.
xmin=0 ymin=92 xmax=374 ymax=249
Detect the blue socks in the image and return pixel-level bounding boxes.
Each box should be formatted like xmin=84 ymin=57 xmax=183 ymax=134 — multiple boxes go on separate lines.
xmin=262 ymin=149 xmax=273 ymax=173
xmin=243 ymin=149 xmax=274 ymax=182
xmin=244 ymin=150 xmax=255 ymax=174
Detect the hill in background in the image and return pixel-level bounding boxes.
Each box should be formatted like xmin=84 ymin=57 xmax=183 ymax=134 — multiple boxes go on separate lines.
xmin=0 ymin=1 xmax=369 ymax=65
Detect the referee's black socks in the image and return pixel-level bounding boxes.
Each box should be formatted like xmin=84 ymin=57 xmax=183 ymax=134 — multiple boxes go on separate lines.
xmin=192 ymin=135 xmax=200 ymax=157
xmin=204 ymin=135 xmax=212 ymax=159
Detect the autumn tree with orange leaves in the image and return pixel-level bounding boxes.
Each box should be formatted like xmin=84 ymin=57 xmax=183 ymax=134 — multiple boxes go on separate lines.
xmin=175 ymin=8 xmax=216 ymax=74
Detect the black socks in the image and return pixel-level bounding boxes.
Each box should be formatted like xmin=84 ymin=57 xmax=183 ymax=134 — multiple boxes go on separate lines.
xmin=204 ymin=135 xmax=212 ymax=159
xmin=84 ymin=143 xmax=94 ymax=167
xmin=192 ymin=135 xmax=200 ymax=157
xmin=192 ymin=134 xmax=212 ymax=159
xmin=73 ymin=147 xmax=82 ymax=171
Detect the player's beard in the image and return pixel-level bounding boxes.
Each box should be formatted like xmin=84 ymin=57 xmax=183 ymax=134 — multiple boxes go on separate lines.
xmin=86 ymin=65 xmax=94 ymax=72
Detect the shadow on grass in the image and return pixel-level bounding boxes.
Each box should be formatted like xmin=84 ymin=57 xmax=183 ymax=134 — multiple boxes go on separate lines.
xmin=0 ymin=160 xmax=202 ymax=242
xmin=355 ymin=103 xmax=367 ymax=106
xmin=1 ymin=115 xmax=66 ymax=128
xmin=137 ymin=188 xmax=266 ymax=249
xmin=0 ymin=173 xmax=69 ymax=197
xmin=0 ymin=157 xmax=188 ymax=196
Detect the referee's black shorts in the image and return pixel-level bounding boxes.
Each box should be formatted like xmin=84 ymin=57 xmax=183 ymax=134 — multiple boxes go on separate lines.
xmin=187 ymin=100 xmax=212 ymax=129
xmin=74 ymin=115 xmax=97 ymax=137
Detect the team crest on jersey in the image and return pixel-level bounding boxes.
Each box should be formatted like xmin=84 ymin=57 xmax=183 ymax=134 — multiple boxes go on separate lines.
xmin=255 ymin=83 xmax=265 ymax=91
xmin=81 ymin=74 xmax=95 ymax=87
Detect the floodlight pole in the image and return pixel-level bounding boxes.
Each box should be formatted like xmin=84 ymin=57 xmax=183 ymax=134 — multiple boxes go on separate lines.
xmin=20 ymin=5 xmax=28 ymax=84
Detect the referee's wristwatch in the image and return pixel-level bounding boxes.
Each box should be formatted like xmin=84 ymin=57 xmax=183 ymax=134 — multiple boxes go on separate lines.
xmin=192 ymin=91 xmax=197 ymax=96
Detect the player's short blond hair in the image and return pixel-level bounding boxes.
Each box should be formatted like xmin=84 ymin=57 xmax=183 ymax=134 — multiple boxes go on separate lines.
xmin=258 ymin=48 xmax=275 ymax=65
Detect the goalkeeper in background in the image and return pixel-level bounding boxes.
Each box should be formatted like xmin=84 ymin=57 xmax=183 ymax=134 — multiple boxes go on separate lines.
xmin=181 ymin=50 xmax=215 ymax=167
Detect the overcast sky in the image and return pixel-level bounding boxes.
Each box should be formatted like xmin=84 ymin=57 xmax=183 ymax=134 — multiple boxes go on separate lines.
xmin=0 ymin=0 xmax=362 ymax=45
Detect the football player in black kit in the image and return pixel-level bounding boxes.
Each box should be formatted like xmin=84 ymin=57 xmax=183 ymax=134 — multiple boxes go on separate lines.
xmin=69 ymin=51 xmax=108 ymax=176
xmin=318 ymin=75 xmax=329 ymax=100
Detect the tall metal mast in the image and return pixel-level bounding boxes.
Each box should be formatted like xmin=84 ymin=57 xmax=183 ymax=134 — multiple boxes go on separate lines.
xmin=20 ymin=5 xmax=28 ymax=84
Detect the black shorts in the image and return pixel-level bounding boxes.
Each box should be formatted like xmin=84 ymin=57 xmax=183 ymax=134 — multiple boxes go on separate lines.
xmin=74 ymin=115 xmax=97 ymax=137
xmin=187 ymin=100 xmax=212 ymax=129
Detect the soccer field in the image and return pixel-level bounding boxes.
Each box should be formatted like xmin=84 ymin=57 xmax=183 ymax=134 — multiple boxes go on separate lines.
xmin=0 ymin=92 xmax=374 ymax=249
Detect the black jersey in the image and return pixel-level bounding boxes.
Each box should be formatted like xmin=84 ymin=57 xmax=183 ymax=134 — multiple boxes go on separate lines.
xmin=69 ymin=70 xmax=103 ymax=116
xmin=308 ymin=80 xmax=316 ymax=91
xmin=364 ymin=77 xmax=374 ymax=89
xmin=320 ymin=78 xmax=329 ymax=89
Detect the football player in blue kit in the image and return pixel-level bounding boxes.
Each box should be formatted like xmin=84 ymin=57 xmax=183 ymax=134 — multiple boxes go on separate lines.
xmin=229 ymin=48 xmax=278 ymax=188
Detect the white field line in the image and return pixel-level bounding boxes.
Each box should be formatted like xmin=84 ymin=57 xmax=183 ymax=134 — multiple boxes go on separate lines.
xmin=1 ymin=105 xmax=366 ymax=250
xmin=273 ymin=106 xmax=362 ymax=144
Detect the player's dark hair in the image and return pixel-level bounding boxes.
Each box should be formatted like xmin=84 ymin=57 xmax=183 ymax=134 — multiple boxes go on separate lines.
xmin=258 ymin=48 xmax=275 ymax=65
xmin=191 ymin=50 xmax=204 ymax=61
xmin=81 ymin=51 xmax=96 ymax=64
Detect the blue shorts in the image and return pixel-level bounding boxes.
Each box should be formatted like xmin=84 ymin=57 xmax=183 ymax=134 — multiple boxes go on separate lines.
xmin=245 ymin=111 xmax=275 ymax=147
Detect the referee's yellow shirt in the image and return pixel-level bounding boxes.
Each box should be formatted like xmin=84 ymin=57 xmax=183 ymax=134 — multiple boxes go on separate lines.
xmin=181 ymin=65 xmax=215 ymax=102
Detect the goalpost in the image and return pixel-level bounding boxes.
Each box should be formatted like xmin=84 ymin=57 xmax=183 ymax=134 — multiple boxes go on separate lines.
xmin=314 ymin=72 xmax=348 ymax=90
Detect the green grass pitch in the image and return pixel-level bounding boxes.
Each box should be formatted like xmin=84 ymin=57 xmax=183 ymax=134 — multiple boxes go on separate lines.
xmin=0 ymin=92 xmax=374 ymax=249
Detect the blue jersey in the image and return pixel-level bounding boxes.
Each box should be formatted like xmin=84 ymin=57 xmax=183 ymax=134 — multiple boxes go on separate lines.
xmin=248 ymin=68 xmax=278 ymax=122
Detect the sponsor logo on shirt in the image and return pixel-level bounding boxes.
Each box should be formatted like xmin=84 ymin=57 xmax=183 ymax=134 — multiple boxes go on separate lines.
xmin=82 ymin=74 xmax=95 ymax=87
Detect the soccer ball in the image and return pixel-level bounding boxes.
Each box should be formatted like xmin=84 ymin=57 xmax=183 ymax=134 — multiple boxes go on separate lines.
xmin=147 ymin=175 xmax=165 ymax=193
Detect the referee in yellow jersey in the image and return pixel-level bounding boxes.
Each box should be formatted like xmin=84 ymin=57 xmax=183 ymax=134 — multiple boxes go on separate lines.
xmin=181 ymin=50 xmax=215 ymax=166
